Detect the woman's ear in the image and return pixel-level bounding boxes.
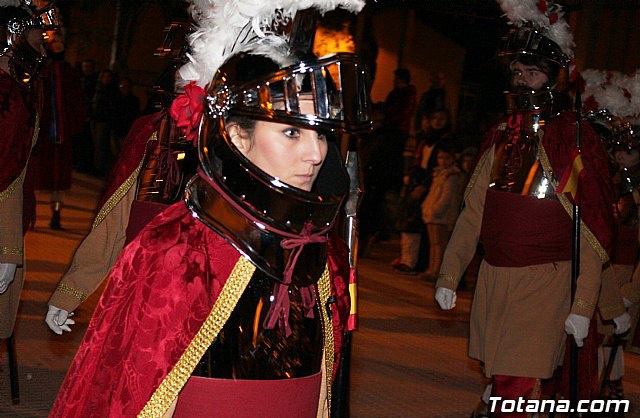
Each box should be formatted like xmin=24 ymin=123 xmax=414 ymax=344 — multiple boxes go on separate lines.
xmin=227 ymin=123 xmax=251 ymax=155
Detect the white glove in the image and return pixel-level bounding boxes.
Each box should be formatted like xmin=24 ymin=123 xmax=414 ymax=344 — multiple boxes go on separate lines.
xmin=0 ymin=263 xmax=17 ymax=294
xmin=564 ymin=313 xmax=590 ymax=347
xmin=623 ymin=297 xmax=634 ymax=309
xmin=45 ymin=305 xmax=75 ymax=335
xmin=435 ymin=287 xmax=456 ymax=310
xmin=613 ymin=312 xmax=631 ymax=335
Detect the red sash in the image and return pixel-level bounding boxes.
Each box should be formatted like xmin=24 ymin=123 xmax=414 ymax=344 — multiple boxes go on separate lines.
xmin=173 ymin=372 xmax=322 ymax=418
xmin=480 ymin=189 xmax=572 ymax=267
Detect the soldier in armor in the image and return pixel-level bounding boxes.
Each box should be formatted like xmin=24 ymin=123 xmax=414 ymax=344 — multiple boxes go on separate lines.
xmin=434 ymin=1 xmax=613 ymax=416
xmin=582 ymin=73 xmax=640 ymax=403
xmin=44 ymin=22 xmax=198 ymax=334
xmin=50 ymin=1 xmax=368 ymax=417
xmin=0 ymin=0 xmax=59 ymax=338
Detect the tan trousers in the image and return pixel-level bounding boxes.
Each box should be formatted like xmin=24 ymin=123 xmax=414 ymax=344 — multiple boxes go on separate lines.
xmin=426 ymin=223 xmax=450 ymax=276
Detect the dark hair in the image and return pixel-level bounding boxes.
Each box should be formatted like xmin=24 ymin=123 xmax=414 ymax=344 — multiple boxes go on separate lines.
xmin=437 ymin=145 xmax=455 ymax=156
xmin=226 ymin=115 xmax=257 ymax=139
xmin=394 ymin=68 xmax=411 ymax=83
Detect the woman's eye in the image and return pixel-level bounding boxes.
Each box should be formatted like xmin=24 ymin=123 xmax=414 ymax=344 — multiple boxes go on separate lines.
xmin=283 ymin=128 xmax=300 ymax=138
xmin=318 ymin=133 xmax=327 ymax=141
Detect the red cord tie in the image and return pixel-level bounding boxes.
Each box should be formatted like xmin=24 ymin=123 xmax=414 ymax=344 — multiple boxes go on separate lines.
xmin=264 ymin=221 xmax=327 ymax=336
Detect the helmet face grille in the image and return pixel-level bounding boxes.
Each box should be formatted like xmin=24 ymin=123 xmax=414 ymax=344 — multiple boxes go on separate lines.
xmin=499 ymin=26 xmax=569 ymax=68
xmin=205 ymin=53 xmax=372 ymax=135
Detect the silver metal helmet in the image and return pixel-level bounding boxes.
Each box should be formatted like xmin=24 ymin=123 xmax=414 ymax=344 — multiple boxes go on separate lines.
xmin=0 ymin=0 xmax=60 ymax=86
xmin=186 ymin=50 xmax=371 ymax=284
xmin=498 ymin=25 xmax=570 ymax=115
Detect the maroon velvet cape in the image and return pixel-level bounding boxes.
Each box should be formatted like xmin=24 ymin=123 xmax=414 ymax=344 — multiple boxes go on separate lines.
xmin=0 ymin=70 xmax=36 ymax=194
xmin=50 ymin=202 xmax=350 ymax=417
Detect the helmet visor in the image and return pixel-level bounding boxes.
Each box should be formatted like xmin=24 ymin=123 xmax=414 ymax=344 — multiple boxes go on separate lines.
xmin=499 ymin=26 xmax=569 ymax=68
xmin=206 ymin=53 xmax=372 ymax=135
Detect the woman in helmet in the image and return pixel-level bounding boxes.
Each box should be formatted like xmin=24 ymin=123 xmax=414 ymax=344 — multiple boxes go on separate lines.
xmin=50 ymin=1 xmax=368 ymax=417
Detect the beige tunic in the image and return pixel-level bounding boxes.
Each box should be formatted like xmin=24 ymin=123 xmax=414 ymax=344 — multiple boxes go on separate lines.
xmin=437 ymin=144 xmax=604 ymax=379
xmin=48 ymin=175 xmax=137 ymax=312
xmin=0 ymin=172 xmax=26 ymax=338
xmin=0 ymin=118 xmax=38 ymax=338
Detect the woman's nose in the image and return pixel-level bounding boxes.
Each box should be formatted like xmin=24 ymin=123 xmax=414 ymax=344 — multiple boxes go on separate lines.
xmin=302 ymin=135 xmax=324 ymax=165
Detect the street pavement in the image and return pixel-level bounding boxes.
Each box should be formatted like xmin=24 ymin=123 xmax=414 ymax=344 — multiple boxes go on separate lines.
xmin=1 ymin=172 xmax=639 ymax=417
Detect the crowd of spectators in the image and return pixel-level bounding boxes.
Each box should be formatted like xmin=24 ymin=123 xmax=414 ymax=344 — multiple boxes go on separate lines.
xmin=360 ymin=68 xmax=480 ymax=279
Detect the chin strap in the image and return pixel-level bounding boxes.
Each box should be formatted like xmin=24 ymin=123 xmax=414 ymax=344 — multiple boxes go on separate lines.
xmin=196 ymin=167 xmax=331 ymax=336
xmin=264 ymin=221 xmax=327 ymax=336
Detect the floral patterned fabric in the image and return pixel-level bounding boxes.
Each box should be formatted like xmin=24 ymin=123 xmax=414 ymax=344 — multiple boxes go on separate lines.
xmin=50 ymin=202 xmax=351 ymax=417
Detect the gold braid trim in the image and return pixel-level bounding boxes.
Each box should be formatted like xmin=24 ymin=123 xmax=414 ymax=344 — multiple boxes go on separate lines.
xmin=92 ymin=131 xmax=157 ymax=230
xmin=137 ymin=256 xmax=256 ymax=418
xmin=316 ymin=266 xmax=334 ymax=411
xmin=573 ymin=298 xmax=596 ymax=312
xmin=528 ymin=379 xmax=542 ymax=418
xmin=537 ymin=142 xmax=610 ymax=264
xmin=0 ymin=247 xmax=23 ymax=256
xmin=436 ymin=273 xmax=457 ymax=287
xmin=0 ymin=113 xmax=40 ymax=203
xmin=463 ymin=146 xmax=492 ymax=202
xmin=56 ymin=283 xmax=87 ymax=302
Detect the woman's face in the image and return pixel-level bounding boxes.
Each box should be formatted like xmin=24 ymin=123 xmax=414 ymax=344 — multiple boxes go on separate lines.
xmin=230 ymin=101 xmax=328 ymax=191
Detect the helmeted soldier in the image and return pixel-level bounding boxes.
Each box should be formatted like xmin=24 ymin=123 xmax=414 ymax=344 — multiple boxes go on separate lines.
xmin=582 ymin=69 xmax=640 ymax=403
xmin=50 ymin=1 xmax=369 ymax=417
xmin=44 ymin=21 xmax=199 ymax=335
xmin=434 ymin=1 xmax=614 ymax=416
xmin=0 ymin=0 xmax=60 ymax=338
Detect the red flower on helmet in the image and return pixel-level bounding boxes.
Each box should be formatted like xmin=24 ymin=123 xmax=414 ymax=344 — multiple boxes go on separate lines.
xmin=169 ymin=82 xmax=206 ymax=145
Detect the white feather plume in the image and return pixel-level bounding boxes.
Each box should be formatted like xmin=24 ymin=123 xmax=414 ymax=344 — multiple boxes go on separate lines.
xmin=0 ymin=0 xmax=22 ymax=7
xmin=497 ymin=0 xmax=574 ymax=58
xmin=179 ymin=0 xmax=366 ymax=88
xmin=582 ymin=68 xmax=640 ymax=119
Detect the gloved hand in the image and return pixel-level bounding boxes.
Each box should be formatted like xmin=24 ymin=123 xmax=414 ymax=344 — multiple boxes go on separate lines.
xmin=45 ymin=305 xmax=75 ymax=335
xmin=435 ymin=287 xmax=457 ymax=310
xmin=613 ymin=311 xmax=631 ymax=335
xmin=564 ymin=313 xmax=590 ymax=347
xmin=0 ymin=263 xmax=17 ymax=294
xmin=623 ymin=297 xmax=634 ymax=309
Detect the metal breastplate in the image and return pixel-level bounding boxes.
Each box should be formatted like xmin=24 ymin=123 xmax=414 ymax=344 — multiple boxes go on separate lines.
xmin=135 ymin=118 xmax=198 ymax=203
xmin=192 ymin=269 xmax=324 ymax=379
xmin=489 ymin=114 xmax=556 ymax=199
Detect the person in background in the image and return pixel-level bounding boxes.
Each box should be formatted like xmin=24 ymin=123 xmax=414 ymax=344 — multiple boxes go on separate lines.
xmin=391 ymin=109 xmax=455 ymax=274
xmin=421 ymin=146 xmax=463 ymax=279
xmin=29 ymin=27 xmax=85 ymax=230
xmin=73 ymin=59 xmax=98 ymax=173
xmin=415 ymin=69 xmax=448 ymax=133
xmin=382 ymin=67 xmax=416 ymax=191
